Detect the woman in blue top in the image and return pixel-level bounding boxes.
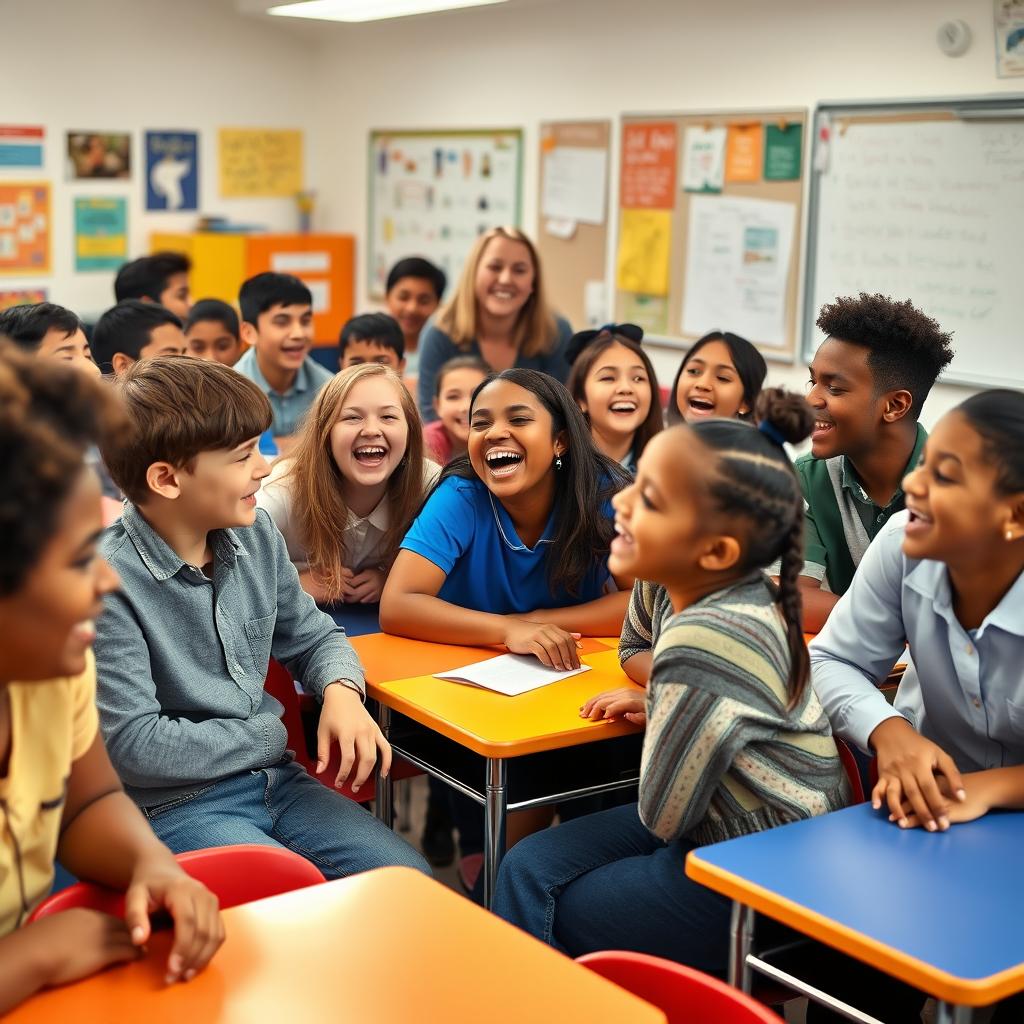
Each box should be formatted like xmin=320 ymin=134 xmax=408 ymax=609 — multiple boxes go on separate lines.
xmin=383 ymin=368 xmax=632 ymax=662
xmin=416 ymin=228 xmax=573 ymax=424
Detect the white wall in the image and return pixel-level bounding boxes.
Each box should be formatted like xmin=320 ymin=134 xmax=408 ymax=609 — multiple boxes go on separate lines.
xmin=309 ymin=0 xmax=1023 ymax=425
xmin=1 ymin=0 xmax=318 ymax=320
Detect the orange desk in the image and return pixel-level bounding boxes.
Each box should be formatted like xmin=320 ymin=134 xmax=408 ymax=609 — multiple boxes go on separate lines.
xmin=351 ymin=634 xmax=643 ymax=906
xmin=9 ymin=868 xmax=666 ymax=1024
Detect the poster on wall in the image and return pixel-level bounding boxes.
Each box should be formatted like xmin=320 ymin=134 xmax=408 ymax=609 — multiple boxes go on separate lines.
xmin=619 ymin=122 xmax=677 ymax=209
xmin=0 ymin=126 xmax=44 ymax=169
xmin=146 ymin=131 xmax=199 ymax=211
xmin=219 ymin=128 xmax=303 ymax=197
xmin=0 ymin=182 xmax=50 ymax=274
xmin=368 ymin=129 xmax=522 ymax=298
xmin=66 ymin=132 xmax=131 ymax=179
xmin=995 ymin=0 xmax=1024 ymax=75
xmin=74 ymin=197 xmax=128 ymax=271
xmin=0 ymin=288 xmax=47 ymax=311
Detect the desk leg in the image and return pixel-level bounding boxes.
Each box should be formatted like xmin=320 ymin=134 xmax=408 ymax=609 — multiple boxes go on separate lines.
xmin=728 ymin=901 xmax=754 ymax=993
xmin=374 ymin=704 xmax=394 ymax=829
xmin=935 ymin=1004 xmax=972 ymax=1024
xmin=483 ymin=757 xmax=508 ymax=910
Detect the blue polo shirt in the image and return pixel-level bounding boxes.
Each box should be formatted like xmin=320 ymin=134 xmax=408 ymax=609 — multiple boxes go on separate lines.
xmin=400 ymin=476 xmax=613 ymax=614
xmin=234 ymin=348 xmax=335 ymax=437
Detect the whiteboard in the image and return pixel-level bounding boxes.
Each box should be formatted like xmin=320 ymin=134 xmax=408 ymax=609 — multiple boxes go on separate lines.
xmin=367 ymin=129 xmax=522 ymax=299
xmin=803 ymin=101 xmax=1024 ymax=388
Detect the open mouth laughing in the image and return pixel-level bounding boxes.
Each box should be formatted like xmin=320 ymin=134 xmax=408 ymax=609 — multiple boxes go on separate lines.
xmin=485 ymin=448 xmax=524 ymax=478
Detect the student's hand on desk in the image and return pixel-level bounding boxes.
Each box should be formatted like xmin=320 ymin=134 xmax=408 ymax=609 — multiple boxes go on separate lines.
xmin=580 ymin=687 xmax=646 ymax=725
xmin=503 ymin=618 xmax=582 ymax=671
xmin=890 ymin=771 xmax=993 ymax=830
xmin=340 ymin=567 xmax=385 ymax=604
xmin=124 ymin=853 xmax=225 ymax=983
xmin=30 ymin=908 xmax=141 ymax=987
xmin=869 ymin=717 xmax=965 ymax=833
xmin=317 ymin=682 xmax=391 ymax=794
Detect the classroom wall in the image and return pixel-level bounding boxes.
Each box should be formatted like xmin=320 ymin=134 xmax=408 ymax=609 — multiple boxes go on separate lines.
xmin=1 ymin=0 xmax=318 ymax=320
xmin=309 ymin=0 xmax=1022 ymax=425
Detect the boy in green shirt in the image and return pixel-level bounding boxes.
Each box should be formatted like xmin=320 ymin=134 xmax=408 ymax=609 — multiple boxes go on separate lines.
xmin=799 ymin=293 xmax=954 ymax=630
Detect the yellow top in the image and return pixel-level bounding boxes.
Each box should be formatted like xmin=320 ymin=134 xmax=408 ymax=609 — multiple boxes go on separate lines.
xmin=0 ymin=651 xmax=99 ymax=934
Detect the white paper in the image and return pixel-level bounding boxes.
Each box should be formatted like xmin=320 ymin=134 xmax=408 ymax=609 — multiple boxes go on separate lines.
xmin=541 ymin=145 xmax=608 ymax=225
xmin=583 ymin=279 xmax=608 ymax=327
xmin=682 ymin=126 xmax=727 ymax=193
xmin=681 ymin=194 xmax=796 ymax=349
xmin=544 ymin=217 xmax=577 ymax=239
xmin=271 ymin=251 xmax=330 ymax=273
xmin=434 ymin=653 xmax=591 ymax=696
xmin=306 ymin=279 xmax=330 ymax=313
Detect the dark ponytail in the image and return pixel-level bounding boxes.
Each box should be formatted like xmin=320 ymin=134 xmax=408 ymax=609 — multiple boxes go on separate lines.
xmin=691 ymin=387 xmax=815 ymax=706
xmin=958 ymin=390 xmax=1024 ymax=494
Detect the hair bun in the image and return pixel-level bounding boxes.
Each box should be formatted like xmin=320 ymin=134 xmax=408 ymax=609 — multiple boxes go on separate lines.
xmin=753 ymin=387 xmax=815 ymax=446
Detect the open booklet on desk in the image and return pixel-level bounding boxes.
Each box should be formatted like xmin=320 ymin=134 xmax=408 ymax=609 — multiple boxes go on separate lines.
xmin=434 ymin=653 xmax=592 ymax=697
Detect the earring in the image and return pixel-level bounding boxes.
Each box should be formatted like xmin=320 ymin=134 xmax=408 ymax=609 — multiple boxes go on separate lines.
xmin=555 ymin=455 xmax=563 ymax=470
xmin=1007 ymin=530 xmax=1015 ymax=542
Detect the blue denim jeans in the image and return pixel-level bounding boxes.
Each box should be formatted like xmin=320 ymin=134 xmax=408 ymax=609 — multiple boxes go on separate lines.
xmin=143 ymin=760 xmax=429 ymax=879
xmin=492 ymin=802 xmax=731 ymax=972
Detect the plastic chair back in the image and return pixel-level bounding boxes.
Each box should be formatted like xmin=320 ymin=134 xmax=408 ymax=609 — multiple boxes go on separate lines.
xmin=27 ymin=843 xmax=325 ymax=923
xmin=577 ymin=950 xmax=784 ymax=1023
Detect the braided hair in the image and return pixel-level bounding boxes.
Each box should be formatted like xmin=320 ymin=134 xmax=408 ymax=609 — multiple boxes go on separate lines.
xmin=691 ymin=388 xmax=814 ymax=706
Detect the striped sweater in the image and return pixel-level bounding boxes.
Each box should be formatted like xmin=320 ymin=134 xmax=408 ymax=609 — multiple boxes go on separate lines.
xmin=630 ymin=574 xmax=849 ymax=847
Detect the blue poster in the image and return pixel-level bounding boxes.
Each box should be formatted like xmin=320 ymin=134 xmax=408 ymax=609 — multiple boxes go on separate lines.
xmin=145 ymin=131 xmax=198 ymax=211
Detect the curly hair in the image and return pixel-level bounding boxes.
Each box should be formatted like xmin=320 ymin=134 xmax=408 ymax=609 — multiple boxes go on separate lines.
xmin=816 ymin=294 xmax=954 ymax=420
xmin=0 ymin=340 xmax=124 ymax=596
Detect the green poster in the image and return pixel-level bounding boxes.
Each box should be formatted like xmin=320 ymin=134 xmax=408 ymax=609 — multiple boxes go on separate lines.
xmin=621 ymin=292 xmax=669 ymax=335
xmin=74 ymin=196 xmax=127 ymax=271
xmin=763 ymin=123 xmax=803 ymax=181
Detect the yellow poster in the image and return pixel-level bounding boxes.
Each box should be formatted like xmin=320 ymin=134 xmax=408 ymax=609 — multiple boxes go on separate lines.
xmin=219 ymin=128 xmax=303 ymax=198
xmin=616 ymin=208 xmax=672 ymax=296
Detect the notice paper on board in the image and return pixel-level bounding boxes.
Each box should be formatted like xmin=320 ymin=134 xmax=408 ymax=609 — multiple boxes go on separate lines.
xmin=434 ymin=654 xmax=591 ymax=696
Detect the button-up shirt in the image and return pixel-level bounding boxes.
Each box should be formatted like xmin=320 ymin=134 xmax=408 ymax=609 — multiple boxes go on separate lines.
xmin=810 ymin=510 xmax=1024 ymax=773
xmin=234 ymin=348 xmax=335 ymax=438
xmin=94 ymin=503 xmax=364 ymax=807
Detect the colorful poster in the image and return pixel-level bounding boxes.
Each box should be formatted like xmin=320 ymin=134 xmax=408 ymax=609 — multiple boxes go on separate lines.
xmin=681 ymin=126 xmax=726 ymax=193
xmin=681 ymin=194 xmax=796 ymax=348
xmin=995 ymin=0 xmax=1024 ymax=76
xmin=0 ymin=183 xmax=50 ymax=274
xmin=620 ymin=292 xmax=669 ymax=335
xmin=219 ymin=128 xmax=303 ymax=197
xmin=620 ymin=122 xmax=677 ymax=209
xmin=725 ymin=124 xmax=763 ymax=183
xmin=763 ymin=123 xmax=803 ymax=181
xmin=146 ymin=131 xmax=198 ymax=211
xmin=0 ymin=126 xmax=44 ymax=169
xmin=66 ymin=132 xmax=131 ymax=179
xmin=0 ymin=288 xmax=47 ymax=311
xmin=74 ymin=197 xmax=128 ymax=271
xmin=616 ymin=208 xmax=672 ymax=296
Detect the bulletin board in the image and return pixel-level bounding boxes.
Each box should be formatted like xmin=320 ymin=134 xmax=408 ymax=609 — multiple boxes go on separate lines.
xmin=367 ymin=128 xmax=522 ymax=300
xmin=614 ymin=109 xmax=807 ymax=362
xmin=535 ymin=120 xmax=611 ymax=329
xmin=804 ymin=97 xmax=1024 ymax=388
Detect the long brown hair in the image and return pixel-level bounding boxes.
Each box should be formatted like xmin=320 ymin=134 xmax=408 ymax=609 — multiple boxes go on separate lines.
xmin=435 ymin=226 xmax=558 ymax=358
xmin=283 ymin=364 xmax=428 ymax=599
xmin=566 ymin=331 xmax=663 ymax=465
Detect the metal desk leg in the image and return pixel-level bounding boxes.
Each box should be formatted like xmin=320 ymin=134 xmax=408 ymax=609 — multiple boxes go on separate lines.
xmin=935 ymin=1003 xmax=973 ymax=1024
xmin=728 ymin=901 xmax=754 ymax=993
xmin=374 ymin=704 xmax=394 ymax=828
xmin=482 ymin=757 xmax=508 ymax=910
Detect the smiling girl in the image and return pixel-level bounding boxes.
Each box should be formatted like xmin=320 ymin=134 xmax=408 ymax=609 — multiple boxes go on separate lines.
xmin=666 ymin=330 xmax=767 ymax=425
xmin=566 ymin=324 xmax=662 ymax=476
xmin=493 ymin=388 xmax=847 ymax=968
xmin=257 ymin=364 xmax=438 ymax=605
xmin=382 ymin=368 xmax=631 ymax=663
xmin=416 ymin=228 xmax=572 ymax=423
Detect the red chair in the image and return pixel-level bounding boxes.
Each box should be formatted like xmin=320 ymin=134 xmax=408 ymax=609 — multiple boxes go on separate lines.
xmin=577 ymin=951 xmax=784 ymax=1023
xmin=27 ymin=844 xmax=325 ymax=923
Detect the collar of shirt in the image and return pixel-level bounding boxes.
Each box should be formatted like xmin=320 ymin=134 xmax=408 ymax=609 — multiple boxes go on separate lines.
xmin=119 ymin=502 xmax=242 ymax=582
xmin=839 ymin=423 xmax=927 ymax=513
xmin=237 ymin=348 xmax=317 ymax=398
xmin=345 ymin=493 xmax=391 ymax=533
xmin=904 ymin=554 xmax=1024 ymax=642
xmin=487 ymin=490 xmax=555 ymax=552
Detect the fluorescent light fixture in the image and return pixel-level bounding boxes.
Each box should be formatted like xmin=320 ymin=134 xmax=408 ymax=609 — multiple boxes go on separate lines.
xmin=267 ymin=0 xmax=508 ymax=22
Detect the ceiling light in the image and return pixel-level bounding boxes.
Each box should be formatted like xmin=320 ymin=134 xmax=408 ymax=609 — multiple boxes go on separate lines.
xmin=267 ymin=0 xmax=508 ymax=22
